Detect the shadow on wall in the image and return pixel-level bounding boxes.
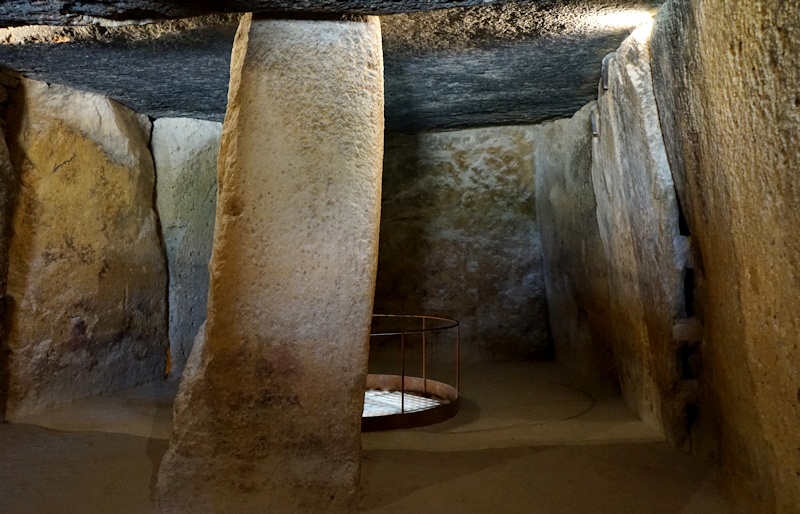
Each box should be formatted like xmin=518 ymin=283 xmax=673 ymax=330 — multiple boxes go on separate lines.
xmin=0 ymin=72 xmax=22 ymax=420
xmin=373 ymin=128 xmax=550 ymax=362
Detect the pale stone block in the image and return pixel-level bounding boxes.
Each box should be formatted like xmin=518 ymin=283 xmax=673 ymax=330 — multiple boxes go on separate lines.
xmin=157 ymin=14 xmax=384 ymax=513
xmin=672 ymin=318 xmax=703 ymax=343
xmin=152 ymin=117 xmax=221 ymax=376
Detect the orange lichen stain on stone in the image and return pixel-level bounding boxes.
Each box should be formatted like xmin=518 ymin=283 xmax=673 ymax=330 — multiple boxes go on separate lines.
xmin=164 ymin=347 xmax=172 ymax=379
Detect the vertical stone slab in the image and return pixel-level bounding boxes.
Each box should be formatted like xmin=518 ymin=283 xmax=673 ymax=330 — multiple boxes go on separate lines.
xmin=375 ymin=127 xmax=548 ymax=361
xmin=152 ymin=118 xmax=220 ymax=376
xmin=157 ymin=14 xmax=384 ymax=513
xmin=532 ymin=102 xmax=617 ymax=384
xmin=591 ymin=23 xmax=688 ymax=442
xmin=3 ymin=78 xmax=167 ymax=419
xmin=652 ymin=0 xmax=800 ymax=510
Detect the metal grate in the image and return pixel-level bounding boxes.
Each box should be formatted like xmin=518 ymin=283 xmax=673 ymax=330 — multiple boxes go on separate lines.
xmin=363 ymin=389 xmax=444 ymax=418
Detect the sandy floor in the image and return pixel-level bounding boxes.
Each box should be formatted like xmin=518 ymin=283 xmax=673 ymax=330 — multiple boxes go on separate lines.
xmin=0 ymin=362 xmax=730 ymax=513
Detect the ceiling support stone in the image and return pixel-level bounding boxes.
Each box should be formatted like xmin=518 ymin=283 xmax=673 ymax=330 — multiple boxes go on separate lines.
xmin=155 ymin=13 xmax=384 ymax=513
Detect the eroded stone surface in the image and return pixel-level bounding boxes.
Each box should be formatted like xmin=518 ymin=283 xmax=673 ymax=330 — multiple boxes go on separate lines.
xmin=591 ymin=24 xmax=687 ymax=443
xmin=532 ymin=102 xmax=616 ymax=383
xmin=152 ymin=118 xmax=220 ymax=376
xmin=3 ymin=78 xmax=167 ymax=419
xmin=375 ymin=126 xmax=548 ymax=361
xmin=157 ymin=14 xmax=384 ymax=513
xmin=651 ymin=0 xmax=800 ymax=511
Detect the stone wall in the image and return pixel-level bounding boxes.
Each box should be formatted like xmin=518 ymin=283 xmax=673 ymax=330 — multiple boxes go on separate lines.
xmin=651 ymin=0 xmax=800 ymax=511
xmin=532 ymin=102 xmax=616 ymax=384
xmin=375 ymin=127 xmax=549 ymax=361
xmin=591 ymin=24 xmax=693 ymax=446
xmin=2 ymin=78 xmax=167 ymax=419
xmin=152 ymin=118 xmax=220 ymax=376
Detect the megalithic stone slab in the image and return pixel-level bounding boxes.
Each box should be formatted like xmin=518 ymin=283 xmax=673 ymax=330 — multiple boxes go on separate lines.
xmin=591 ymin=23 xmax=686 ymax=446
xmin=152 ymin=118 xmax=221 ymax=377
xmin=156 ymin=13 xmax=384 ymax=514
xmin=3 ymin=78 xmax=168 ymax=419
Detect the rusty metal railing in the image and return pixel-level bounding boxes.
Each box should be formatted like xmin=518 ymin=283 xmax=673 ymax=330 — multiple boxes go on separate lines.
xmin=364 ymin=314 xmax=460 ymax=431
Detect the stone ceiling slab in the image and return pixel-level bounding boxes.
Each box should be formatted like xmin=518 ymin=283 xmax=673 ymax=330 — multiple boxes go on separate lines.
xmin=0 ymin=0 xmax=547 ymax=26
xmin=0 ymin=1 xmax=663 ymax=132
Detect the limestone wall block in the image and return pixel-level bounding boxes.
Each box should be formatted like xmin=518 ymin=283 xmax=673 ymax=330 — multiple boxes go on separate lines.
xmin=152 ymin=117 xmax=220 ymax=376
xmin=3 ymin=78 xmax=167 ymax=419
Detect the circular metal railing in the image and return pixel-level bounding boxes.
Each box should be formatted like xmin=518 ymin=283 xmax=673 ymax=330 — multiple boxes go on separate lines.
xmin=362 ymin=314 xmax=461 ymax=431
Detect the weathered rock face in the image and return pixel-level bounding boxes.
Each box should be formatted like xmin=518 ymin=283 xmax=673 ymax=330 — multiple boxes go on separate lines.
xmin=0 ymin=71 xmax=19 ymax=416
xmin=157 ymin=14 xmax=384 ymax=513
xmin=591 ymin=23 xmax=689 ymax=444
xmin=0 ymin=2 xmax=661 ymax=132
xmin=375 ymin=127 xmax=548 ymax=361
xmin=532 ymin=102 xmax=616 ymax=383
xmin=152 ymin=118 xmax=220 ymax=377
xmin=3 ymin=78 xmax=167 ymax=419
xmin=651 ymin=0 xmax=800 ymax=511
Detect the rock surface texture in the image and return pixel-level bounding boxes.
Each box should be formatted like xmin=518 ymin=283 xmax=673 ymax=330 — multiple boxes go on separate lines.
xmin=0 ymin=1 xmax=662 ymax=131
xmin=152 ymin=118 xmax=220 ymax=377
xmin=157 ymin=14 xmax=384 ymax=513
xmin=375 ymin=127 xmax=548 ymax=361
xmin=651 ymin=0 xmax=800 ymax=511
xmin=591 ymin=23 xmax=689 ymax=445
xmin=3 ymin=78 xmax=167 ymax=419
xmin=532 ymin=102 xmax=616 ymax=383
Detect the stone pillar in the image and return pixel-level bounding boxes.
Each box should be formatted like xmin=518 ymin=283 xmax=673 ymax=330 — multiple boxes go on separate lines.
xmin=156 ymin=13 xmax=384 ymax=514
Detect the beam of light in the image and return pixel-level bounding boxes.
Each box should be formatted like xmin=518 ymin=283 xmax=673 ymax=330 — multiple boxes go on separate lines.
xmin=580 ymin=9 xmax=658 ymax=33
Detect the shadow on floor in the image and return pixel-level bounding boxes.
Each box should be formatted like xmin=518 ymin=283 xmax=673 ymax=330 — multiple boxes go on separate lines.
xmin=359 ymin=443 xmax=729 ymax=514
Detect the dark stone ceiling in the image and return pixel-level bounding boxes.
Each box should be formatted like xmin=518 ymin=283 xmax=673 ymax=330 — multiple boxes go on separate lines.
xmin=0 ymin=1 xmax=664 ymax=133
xmin=0 ymin=0 xmax=555 ymax=26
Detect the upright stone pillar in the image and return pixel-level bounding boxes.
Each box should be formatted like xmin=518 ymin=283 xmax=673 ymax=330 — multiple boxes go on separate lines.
xmin=156 ymin=14 xmax=384 ymax=514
